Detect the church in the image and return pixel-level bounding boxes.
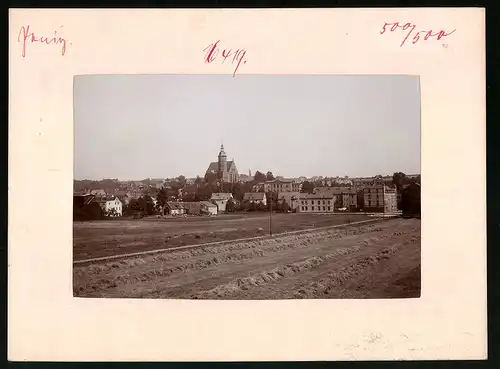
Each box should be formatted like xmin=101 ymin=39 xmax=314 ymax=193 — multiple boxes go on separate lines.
xmin=205 ymin=143 xmax=239 ymax=183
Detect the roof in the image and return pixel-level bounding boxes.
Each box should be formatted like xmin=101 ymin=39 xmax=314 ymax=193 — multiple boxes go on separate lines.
xmin=243 ymin=192 xmax=266 ymax=200
xmin=265 ymin=179 xmax=295 ymax=184
xmin=182 ymin=202 xmax=201 ymax=209
xmin=206 ymin=162 xmax=218 ymax=173
xmin=206 ymin=161 xmax=235 ymax=173
xmin=299 ymin=193 xmax=336 ymax=200
xmin=211 ymin=193 xmax=233 ymax=200
xmin=94 ymin=195 xmax=120 ymax=203
xmin=114 ymin=190 xmax=131 ymax=197
xmin=200 ymin=201 xmax=217 ymax=208
xmin=278 ymin=192 xmax=300 ymax=199
xmin=314 ymin=187 xmax=357 ymax=195
xmin=166 ymin=202 xmax=184 ymax=210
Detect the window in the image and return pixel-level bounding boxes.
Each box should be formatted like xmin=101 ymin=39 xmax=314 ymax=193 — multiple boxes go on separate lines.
xmin=322 ymin=200 xmax=325 ymax=205
xmin=301 ymin=206 xmax=304 ymax=211
xmin=328 ymin=200 xmax=331 ymax=205
xmin=312 ymin=206 xmax=315 ymax=211
xmin=328 ymin=206 xmax=331 ymax=211
xmin=301 ymin=200 xmax=304 ymax=205
xmin=323 ymin=206 xmax=326 ymax=211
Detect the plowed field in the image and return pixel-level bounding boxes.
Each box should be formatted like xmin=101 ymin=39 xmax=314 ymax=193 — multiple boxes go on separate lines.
xmin=73 ymin=217 xmax=421 ymax=299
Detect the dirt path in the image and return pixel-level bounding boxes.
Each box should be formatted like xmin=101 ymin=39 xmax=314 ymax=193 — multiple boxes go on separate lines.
xmin=73 ymin=218 xmax=420 ymax=299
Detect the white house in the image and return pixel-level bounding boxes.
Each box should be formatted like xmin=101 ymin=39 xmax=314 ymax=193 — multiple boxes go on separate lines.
xmin=166 ymin=202 xmax=185 ymax=216
xmin=243 ymin=192 xmax=267 ymax=206
xmin=200 ymin=201 xmax=218 ymax=216
xmin=210 ymin=193 xmax=233 ymax=212
xmin=96 ymin=196 xmax=123 ymax=216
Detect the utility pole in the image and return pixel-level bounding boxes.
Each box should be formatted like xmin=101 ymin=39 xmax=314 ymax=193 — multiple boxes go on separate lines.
xmin=269 ymin=191 xmax=272 ymax=236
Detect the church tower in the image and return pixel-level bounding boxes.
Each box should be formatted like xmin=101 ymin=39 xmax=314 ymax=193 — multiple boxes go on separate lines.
xmin=218 ymin=143 xmax=227 ymax=179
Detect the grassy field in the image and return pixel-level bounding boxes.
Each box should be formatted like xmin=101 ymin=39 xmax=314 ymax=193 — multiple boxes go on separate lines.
xmin=73 ymin=217 xmax=421 ymax=299
xmin=73 ymin=212 xmax=372 ymax=261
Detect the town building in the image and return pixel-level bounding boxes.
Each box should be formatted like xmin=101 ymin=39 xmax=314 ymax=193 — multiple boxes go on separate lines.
xmin=200 ymin=201 xmax=218 ymax=215
xmin=90 ymin=189 xmax=107 ymax=196
xmin=95 ymin=195 xmax=123 ymax=217
xmin=243 ymin=192 xmax=267 ymax=206
xmin=384 ymin=187 xmax=398 ymax=213
xmin=210 ymin=192 xmax=233 ymax=212
xmin=264 ymin=179 xmax=302 ymax=193
xmin=277 ymin=192 xmax=300 ymax=211
xmin=165 ymin=202 xmax=185 ymax=216
xmin=297 ymin=193 xmax=336 ymax=213
xmin=181 ymin=202 xmax=202 ymax=215
xmin=113 ymin=191 xmax=132 ymax=206
xmin=363 ymin=185 xmax=398 ymax=213
xmin=205 ymin=144 xmax=239 ymax=183
xmin=313 ymin=187 xmax=358 ymax=210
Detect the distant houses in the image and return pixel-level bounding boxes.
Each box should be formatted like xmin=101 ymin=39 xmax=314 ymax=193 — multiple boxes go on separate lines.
xmin=94 ymin=195 xmax=123 ymax=217
xmin=165 ymin=202 xmax=185 ymax=216
xmin=363 ymin=185 xmax=397 ymax=213
xmin=277 ymin=192 xmax=300 ymax=211
xmin=210 ymin=193 xmax=233 ymax=212
xmin=264 ymin=179 xmax=302 ymax=193
xmin=243 ymin=192 xmax=267 ymax=206
xmin=200 ymin=201 xmax=218 ymax=215
xmin=313 ymin=187 xmax=358 ymax=211
xmin=297 ymin=193 xmax=336 ymax=213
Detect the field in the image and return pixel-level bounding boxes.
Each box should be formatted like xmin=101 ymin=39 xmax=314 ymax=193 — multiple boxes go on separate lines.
xmin=73 ymin=212 xmax=372 ymax=261
xmin=73 ymin=214 xmax=421 ymax=299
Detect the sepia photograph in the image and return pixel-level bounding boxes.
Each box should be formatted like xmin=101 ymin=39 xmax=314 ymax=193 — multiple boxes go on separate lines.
xmin=73 ymin=74 xmax=421 ymax=300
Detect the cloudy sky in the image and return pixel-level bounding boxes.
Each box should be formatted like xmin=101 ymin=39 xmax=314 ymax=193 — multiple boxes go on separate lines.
xmin=74 ymin=74 xmax=420 ymax=180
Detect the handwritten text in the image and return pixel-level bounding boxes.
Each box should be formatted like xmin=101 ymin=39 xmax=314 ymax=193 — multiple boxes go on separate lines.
xmin=203 ymin=40 xmax=247 ymax=77
xmin=17 ymin=25 xmax=69 ymax=58
xmin=380 ymin=22 xmax=456 ymax=47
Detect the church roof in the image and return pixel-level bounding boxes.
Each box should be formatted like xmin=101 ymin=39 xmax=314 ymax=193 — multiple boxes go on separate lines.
xmin=206 ymin=161 xmax=235 ymax=173
xmin=206 ymin=162 xmax=218 ymax=173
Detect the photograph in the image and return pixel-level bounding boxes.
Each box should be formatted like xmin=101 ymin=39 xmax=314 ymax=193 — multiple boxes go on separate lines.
xmin=73 ymin=74 xmax=422 ymax=300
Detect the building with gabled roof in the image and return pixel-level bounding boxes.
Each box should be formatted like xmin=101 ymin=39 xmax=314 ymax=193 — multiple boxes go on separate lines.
xmin=210 ymin=192 xmax=233 ymax=212
xmin=243 ymin=192 xmax=267 ymax=206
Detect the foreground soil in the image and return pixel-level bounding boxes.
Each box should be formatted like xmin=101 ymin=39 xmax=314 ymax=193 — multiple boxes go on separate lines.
xmin=74 ymin=217 xmax=421 ymax=299
xmin=73 ymin=213 xmax=371 ymax=261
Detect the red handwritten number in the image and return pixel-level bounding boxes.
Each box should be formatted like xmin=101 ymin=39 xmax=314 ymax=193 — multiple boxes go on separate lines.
xmin=203 ymin=40 xmax=247 ymax=77
xmin=380 ymin=22 xmax=456 ymax=47
xmin=17 ymin=25 xmax=68 ymax=58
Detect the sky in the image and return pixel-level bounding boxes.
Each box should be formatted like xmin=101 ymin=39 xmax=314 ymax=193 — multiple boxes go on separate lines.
xmin=74 ymin=74 xmax=421 ymax=180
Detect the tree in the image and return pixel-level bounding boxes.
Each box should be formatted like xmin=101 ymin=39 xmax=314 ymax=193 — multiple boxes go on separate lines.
xmin=392 ymin=172 xmax=407 ymax=193
xmin=177 ymin=175 xmax=187 ymax=187
xmin=226 ymin=198 xmax=237 ymax=212
xmin=266 ymin=171 xmax=275 ymax=181
xmin=257 ymin=202 xmax=267 ymax=212
xmin=254 ymin=171 xmax=267 ymax=182
xmin=156 ymin=187 xmax=168 ymax=214
xmin=281 ymin=201 xmax=290 ymax=213
xmin=301 ymin=181 xmax=315 ymax=193
xmin=195 ymin=183 xmax=212 ymax=201
xmin=137 ymin=195 xmax=156 ymax=215
xmin=195 ymin=176 xmax=203 ymax=186
xmin=205 ymin=172 xmax=218 ymax=185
